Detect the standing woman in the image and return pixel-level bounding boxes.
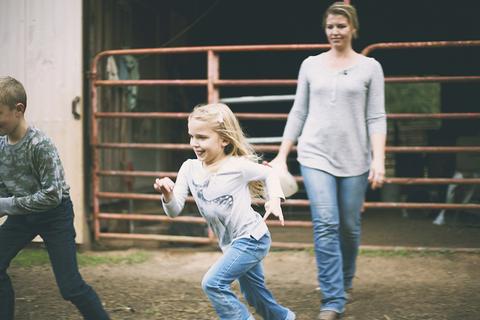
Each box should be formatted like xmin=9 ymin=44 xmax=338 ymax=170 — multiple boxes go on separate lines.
xmin=270 ymin=2 xmax=386 ymax=319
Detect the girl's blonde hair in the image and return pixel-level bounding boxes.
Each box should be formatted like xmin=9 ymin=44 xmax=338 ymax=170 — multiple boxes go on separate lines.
xmin=189 ymin=103 xmax=265 ymax=199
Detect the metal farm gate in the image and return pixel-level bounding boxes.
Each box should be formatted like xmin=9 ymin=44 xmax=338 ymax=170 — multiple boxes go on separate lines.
xmin=89 ymin=41 xmax=480 ymax=251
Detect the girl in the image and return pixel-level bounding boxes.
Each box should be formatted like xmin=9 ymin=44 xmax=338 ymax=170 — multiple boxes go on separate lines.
xmin=154 ymin=103 xmax=295 ymax=320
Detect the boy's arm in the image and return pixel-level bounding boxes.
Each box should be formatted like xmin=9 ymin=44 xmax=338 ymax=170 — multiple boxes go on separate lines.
xmin=0 ymin=181 xmax=10 ymax=216
xmin=1 ymin=139 xmax=64 ymax=215
xmin=0 ymin=181 xmax=8 ymax=198
xmin=0 ymin=175 xmax=25 ymax=215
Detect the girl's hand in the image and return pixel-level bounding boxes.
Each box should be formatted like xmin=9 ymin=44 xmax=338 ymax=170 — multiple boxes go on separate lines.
xmin=263 ymin=198 xmax=284 ymax=226
xmin=368 ymin=157 xmax=385 ymax=190
xmin=153 ymin=177 xmax=175 ymax=202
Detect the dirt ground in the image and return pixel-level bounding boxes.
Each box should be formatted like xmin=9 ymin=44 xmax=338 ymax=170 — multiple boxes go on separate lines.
xmin=10 ymin=247 xmax=480 ymax=320
xmin=8 ymin=208 xmax=480 ymax=320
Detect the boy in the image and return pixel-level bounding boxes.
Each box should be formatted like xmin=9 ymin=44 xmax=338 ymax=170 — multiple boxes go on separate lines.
xmin=0 ymin=76 xmax=110 ymax=320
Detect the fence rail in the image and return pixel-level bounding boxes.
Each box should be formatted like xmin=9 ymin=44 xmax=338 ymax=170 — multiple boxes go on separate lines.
xmin=90 ymin=40 xmax=480 ymax=250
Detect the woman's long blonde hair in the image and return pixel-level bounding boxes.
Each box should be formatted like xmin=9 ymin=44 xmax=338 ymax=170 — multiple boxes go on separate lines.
xmin=189 ymin=103 xmax=265 ymax=199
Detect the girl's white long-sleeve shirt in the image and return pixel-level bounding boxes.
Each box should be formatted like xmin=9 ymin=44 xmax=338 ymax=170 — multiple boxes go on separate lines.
xmin=162 ymin=156 xmax=284 ymax=250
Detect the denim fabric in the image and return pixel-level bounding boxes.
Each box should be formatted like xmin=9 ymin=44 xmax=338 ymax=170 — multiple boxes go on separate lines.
xmin=301 ymin=166 xmax=368 ymax=314
xmin=0 ymin=198 xmax=110 ymax=320
xmin=202 ymin=233 xmax=295 ymax=320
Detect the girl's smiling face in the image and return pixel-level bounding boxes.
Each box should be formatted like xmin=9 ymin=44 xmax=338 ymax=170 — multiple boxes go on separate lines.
xmin=188 ymin=118 xmax=229 ymax=166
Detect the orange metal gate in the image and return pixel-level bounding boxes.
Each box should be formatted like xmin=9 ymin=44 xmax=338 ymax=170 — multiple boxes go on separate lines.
xmin=89 ymin=41 xmax=480 ymax=250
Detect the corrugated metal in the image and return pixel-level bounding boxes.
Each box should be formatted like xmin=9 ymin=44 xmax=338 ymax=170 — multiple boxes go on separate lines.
xmin=0 ymin=0 xmax=85 ymax=243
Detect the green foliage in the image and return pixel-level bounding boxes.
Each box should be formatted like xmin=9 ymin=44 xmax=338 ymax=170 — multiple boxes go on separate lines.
xmin=385 ymin=83 xmax=440 ymax=114
xmin=11 ymin=249 xmax=151 ymax=268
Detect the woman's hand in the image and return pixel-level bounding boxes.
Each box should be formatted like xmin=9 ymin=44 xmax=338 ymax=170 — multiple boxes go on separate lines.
xmin=265 ymin=139 xmax=294 ymax=172
xmin=263 ymin=198 xmax=284 ymax=226
xmin=368 ymin=157 xmax=385 ymax=189
xmin=153 ymin=177 xmax=175 ymax=202
xmin=265 ymin=156 xmax=288 ymax=172
xmin=369 ymin=134 xmax=386 ymax=190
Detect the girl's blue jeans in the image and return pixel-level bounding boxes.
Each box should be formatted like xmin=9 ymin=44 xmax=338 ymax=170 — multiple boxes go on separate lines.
xmin=0 ymin=198 xmax=110 ymax=320
xmin=301 ymin=165 xmax=368 ymax=314
xmin=202 ymin=233 xmax=295 ymax=320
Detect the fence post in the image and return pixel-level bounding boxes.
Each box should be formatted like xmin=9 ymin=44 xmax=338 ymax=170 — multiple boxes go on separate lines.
xmin=208 ymin=50 xmax=219 ymax=103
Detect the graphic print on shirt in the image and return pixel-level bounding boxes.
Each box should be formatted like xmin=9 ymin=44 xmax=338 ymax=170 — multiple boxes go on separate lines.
xmin=192 ymin=174 xmax=234 ymax=245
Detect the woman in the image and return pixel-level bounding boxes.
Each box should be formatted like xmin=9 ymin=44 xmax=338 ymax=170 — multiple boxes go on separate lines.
xmin=270 ymin=2 xmax=387 ymax=319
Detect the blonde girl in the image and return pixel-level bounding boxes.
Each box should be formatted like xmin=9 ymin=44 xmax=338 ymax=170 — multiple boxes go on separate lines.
xmin=154 ymin=103 xmax=295 ymax=320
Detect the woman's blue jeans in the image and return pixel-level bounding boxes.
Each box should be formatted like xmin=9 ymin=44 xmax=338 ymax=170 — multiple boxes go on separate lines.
xmin=301 ymin=165 xmax=368 ymax=314
xmin=0 ymin=198 xmax=110 ymax=320
xmin=202 ymin=233 xmax=295 ymax=320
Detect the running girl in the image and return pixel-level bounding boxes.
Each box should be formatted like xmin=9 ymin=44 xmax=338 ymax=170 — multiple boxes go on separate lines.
xmin=154 ymin=103 xmax=295 ymax=320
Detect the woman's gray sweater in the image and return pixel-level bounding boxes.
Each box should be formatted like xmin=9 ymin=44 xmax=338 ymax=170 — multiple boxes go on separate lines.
xmin=283 ymin=53 xmax=387 ymax=177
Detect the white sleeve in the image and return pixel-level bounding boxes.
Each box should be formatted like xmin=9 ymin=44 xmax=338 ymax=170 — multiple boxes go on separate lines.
xmin=283 ymin=57 xmax=310 ymax=142
xmin=239 ymin=158 xmax=285 ymax=200
xmin=366 ymin=59 xmax=387 ymax=135
xmin=161 ymin=160 xmax=190 ymax=217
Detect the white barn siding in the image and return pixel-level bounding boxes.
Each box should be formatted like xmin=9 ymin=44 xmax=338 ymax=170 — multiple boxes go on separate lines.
xmin=0 ymin=0 xmax=86 ymax=243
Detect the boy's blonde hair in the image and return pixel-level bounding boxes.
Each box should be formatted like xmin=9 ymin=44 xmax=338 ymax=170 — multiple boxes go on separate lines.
xmin=189 ymin=103 xmax=265 ymax=199
xmin=0 ymin=76 xmax=27 ymax=109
